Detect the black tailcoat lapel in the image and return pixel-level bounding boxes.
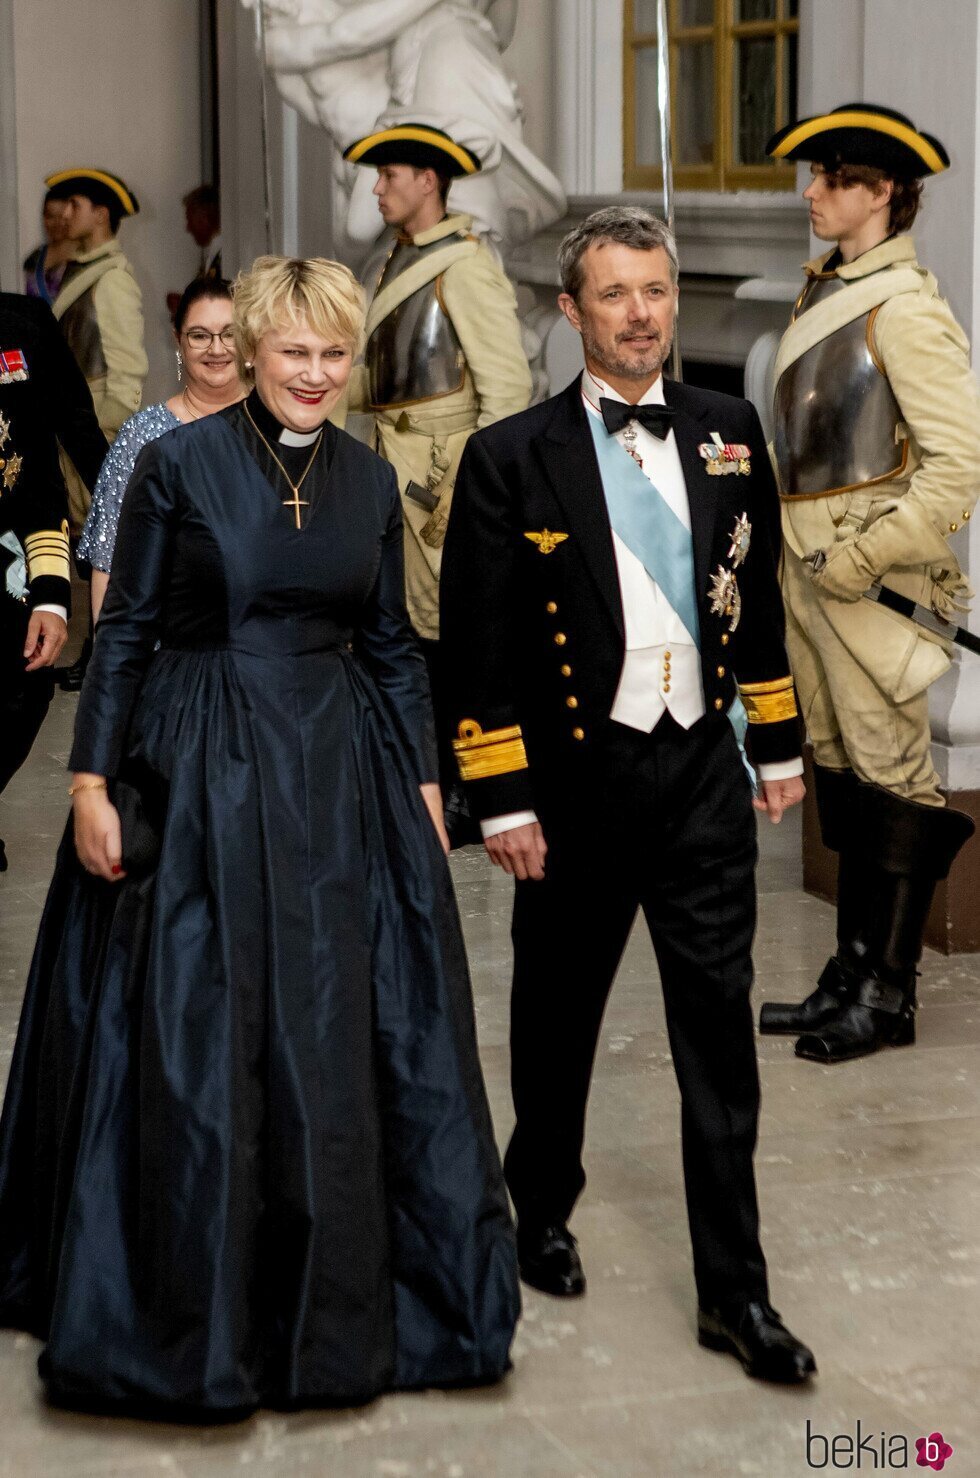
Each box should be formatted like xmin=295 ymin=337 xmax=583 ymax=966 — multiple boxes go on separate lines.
xmin=532 ymin=379 xmax=625 ymax=643
xmin=663 ymin=379 xmax=720 ymax=614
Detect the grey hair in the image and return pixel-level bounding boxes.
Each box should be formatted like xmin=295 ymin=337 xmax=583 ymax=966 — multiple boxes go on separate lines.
xmin=558 ymin=206 xmax=679 ymax=299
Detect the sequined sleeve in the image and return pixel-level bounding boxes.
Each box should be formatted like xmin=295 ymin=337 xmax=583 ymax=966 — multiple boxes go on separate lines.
xmin=77 ymin=404 xmax=180 ymax=571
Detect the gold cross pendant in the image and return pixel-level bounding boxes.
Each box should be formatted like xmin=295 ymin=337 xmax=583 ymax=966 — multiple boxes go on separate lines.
xmin=282 ymin=489 xmax=309 ymax=529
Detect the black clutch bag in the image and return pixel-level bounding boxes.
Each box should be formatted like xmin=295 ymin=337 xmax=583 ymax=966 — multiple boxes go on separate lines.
xmin=112 ymin=763 xmax=167 ymax=878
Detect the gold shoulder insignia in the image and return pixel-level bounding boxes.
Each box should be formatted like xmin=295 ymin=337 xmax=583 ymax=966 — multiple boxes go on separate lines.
xmin=524 ymin=529 xmax=569 ymax=555
xmin=453 ymin=720 xmax=529 ymax=781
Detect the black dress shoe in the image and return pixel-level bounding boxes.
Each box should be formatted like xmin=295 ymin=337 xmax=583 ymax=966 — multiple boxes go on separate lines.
xmin=58 ymin=638 xmax=91 ymax=693
xmin=516 ymin=1223 xmax=586 ymax=1297
xmin=698 ymin=1299 xmax=816 ymax=1383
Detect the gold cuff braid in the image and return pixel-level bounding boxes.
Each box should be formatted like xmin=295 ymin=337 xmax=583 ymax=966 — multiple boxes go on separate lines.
xmin=453 ymin=720 xmax=529 ymax=781
xmin=737 ymin=676 xmax=798 ymax=725
xmin=24 ymin=523 xmax=70 ymax=583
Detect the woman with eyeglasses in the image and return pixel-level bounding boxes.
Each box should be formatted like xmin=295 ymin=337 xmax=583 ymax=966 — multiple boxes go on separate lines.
xmin=78 ymin=277 xmax=244 ymax=620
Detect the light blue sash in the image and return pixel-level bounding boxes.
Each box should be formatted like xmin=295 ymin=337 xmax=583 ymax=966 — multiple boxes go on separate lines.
xmin=588 ymin=413 xmax=700 ymax=645
xmin=588 ymin=412 xmax=755 ymax=788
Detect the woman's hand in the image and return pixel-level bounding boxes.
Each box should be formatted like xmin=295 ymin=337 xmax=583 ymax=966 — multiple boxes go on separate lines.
xmin=72 ymin=778 xmax=126 ymax=882
xmin=420 ymin=781 xmax=450 ymax=855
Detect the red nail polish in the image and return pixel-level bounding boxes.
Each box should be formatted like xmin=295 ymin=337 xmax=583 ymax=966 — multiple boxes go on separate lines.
xmin=111 ymin=864 xmax=122 ymax=875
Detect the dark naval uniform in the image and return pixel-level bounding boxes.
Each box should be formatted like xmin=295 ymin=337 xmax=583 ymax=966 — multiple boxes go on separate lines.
xmin=0 ymin=294 xmax=107 ymax=803
xmin=441 ymin=374 xmax=799 ymax=1309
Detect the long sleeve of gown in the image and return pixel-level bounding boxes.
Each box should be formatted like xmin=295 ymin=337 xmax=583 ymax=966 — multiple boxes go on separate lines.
xmin=69 ymin=439 xmax=177 ymax=777
xmin=357 ymin=471 xmax=438 ymax=785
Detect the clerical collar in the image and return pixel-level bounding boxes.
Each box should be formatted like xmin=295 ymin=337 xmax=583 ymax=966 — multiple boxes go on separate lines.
xmin=245 ymin=387 xmax=322 ymax=448
xmin=582 ymin=366 xmax=666 ymax=412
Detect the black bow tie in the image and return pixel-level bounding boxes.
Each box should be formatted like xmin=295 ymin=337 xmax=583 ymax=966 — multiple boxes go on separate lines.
xmin=599 ymin=397 xmax=675 ymax=440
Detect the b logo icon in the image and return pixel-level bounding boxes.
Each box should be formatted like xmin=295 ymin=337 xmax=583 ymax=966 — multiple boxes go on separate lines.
xmin=916 ymin=1432 xmax=954 ymax=1471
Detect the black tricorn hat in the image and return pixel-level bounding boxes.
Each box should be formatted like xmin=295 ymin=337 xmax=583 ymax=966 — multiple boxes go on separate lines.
xmin=343 ymin=124 xmax=482 ymax=179
xmin=767 ymin=103 xmax=949 ymax=178
xmin=44 ymin=167 xmax=140 ymax=216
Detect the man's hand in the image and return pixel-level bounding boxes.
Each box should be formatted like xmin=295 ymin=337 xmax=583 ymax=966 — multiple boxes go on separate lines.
xmin=485 ymin=821 xmax=547 ymax=881
xmin=753 ymin=775 xmax=805 ymax=825
xmin=23 ymin=609 xmax=68 ymax=671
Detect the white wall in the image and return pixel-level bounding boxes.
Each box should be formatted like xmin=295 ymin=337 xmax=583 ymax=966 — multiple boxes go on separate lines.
xmin=12 ymin=0 xmax=203 ymax=404
xmin=503 ymin=0 xmax=558 ymax=172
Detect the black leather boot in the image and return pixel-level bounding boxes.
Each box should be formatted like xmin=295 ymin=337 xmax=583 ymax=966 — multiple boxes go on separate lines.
xmin=760 ymin=766 xmax=869 ymax=1036
xmin=796 ymin=787 xmax=974 ymax=1064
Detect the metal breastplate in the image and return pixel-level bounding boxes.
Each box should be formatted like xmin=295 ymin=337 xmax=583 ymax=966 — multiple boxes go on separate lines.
xmin=366 ymin=237 xmax=466 ymax=408
xmin=773 ymin=272 xmax=904 ymax=498
xmin=59 ymin=288 xmax=106 ymax=384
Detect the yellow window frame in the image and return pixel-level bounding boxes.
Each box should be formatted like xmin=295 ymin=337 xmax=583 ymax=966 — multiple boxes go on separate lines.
xmin=624 ymin=0 xmax=801 ymax=192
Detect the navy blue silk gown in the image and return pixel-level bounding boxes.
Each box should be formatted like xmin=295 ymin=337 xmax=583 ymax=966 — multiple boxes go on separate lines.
xmin=0 ymin=406 xmax=519 ymax=1418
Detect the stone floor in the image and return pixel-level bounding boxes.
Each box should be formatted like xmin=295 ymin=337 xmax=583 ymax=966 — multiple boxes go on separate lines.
xmin=0 ymin=693 xmax=977 ymax=1477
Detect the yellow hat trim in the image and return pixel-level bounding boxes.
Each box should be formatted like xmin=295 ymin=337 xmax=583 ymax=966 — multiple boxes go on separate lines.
xmin=771 ymin=110 xmax=947 ymax=174
xmin=44 ymin=167 xmax=137 ymax=215
xmin=346 ymin=127 xmax=479 ymax=175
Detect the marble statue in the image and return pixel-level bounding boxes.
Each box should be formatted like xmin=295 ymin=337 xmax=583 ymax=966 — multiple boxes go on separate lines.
xmin=241 ymin=0 xmax=566 ymax=253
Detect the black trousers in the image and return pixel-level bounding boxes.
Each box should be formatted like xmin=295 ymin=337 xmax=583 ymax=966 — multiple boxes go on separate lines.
xmin=0 ymin=598 xmax=54 ymax=798
xmin=504 ymin=715 xmax=768 ymax=1305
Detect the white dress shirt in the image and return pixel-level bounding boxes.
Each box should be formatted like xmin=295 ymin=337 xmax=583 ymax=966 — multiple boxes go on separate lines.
xmin=481 ymin=370 xmax=801 ymax=839
xmin=582 ymin=367 xmax=705 ymax=734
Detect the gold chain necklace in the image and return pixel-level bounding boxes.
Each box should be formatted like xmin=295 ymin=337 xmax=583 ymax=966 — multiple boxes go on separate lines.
xmin=180 ymin=390 xmax=204 ymax=422
xmin=244 ymin=402 xmax=324 ymax=529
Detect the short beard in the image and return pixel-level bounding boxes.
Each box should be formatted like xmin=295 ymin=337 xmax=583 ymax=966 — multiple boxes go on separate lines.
xmin=580 ymin=316 xmax=673 ymax=382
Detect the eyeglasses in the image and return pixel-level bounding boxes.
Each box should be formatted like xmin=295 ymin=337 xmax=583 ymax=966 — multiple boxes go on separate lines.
xmin=184 ymin=328 xmax=236 ymax=349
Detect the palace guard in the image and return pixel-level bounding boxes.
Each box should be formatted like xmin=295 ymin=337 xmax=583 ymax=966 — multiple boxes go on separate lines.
xmin=344 ymin=123 xmax=531 ymax=829
xmin=760 ymin=105 xmax=979 ymax=1062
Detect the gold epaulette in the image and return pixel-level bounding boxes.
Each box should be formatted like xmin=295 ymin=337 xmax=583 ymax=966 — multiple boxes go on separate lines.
xmin=24 ymin=521 xmax=70 ymax=583
xmin=453 ymin=720 xmax=529 ymax=782
xmin=737 ymin=676 xmax=798 ymax=725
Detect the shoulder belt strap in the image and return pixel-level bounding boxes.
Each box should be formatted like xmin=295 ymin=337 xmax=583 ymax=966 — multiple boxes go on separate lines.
xmin=52 ymin=255 xmax=121 ymax=320
xmin=365 ymin=238 xmax=480 ymax=341
xmin=774 ymin=267 xmax=923 ymax=385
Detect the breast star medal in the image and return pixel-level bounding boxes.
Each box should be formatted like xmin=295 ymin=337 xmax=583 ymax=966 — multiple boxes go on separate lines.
xmin=2 ymin=452 xmax=22 ymax=492
xmin=708 ymin=564 xmax=742 ymax=633
xmin=727 ymin=512 xmax=752 ymax=568
xmin=524 ymin=529 xmax=569 ymax=555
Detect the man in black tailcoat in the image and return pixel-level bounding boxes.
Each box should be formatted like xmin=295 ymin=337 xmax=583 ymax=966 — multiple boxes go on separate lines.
xmin=441 ymin=206 xmax=815 ymax=1383
xmin=0 ymin=293 xmax=107 ymax=869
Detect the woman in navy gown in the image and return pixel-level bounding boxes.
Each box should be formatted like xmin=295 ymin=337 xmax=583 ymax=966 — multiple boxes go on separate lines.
xmin=0 ymin=255 xmax=519 ymax=1419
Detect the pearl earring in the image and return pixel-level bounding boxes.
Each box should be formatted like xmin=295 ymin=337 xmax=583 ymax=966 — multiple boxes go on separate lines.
xmin=176 ymin=349 xmax=183 ymax=383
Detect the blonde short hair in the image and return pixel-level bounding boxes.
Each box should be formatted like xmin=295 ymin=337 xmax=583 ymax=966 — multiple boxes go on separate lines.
xmin=232 ymin=255 xmax=366 ymax=379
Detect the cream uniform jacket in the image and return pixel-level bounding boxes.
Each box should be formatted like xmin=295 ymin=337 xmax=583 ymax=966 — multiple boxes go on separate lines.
xmin=776 ymin=235 xmax=980 ymax=704
xmin=54 ymin=238 xmax=147 ymax=530
xmin=350 ymin=213 xmax=532 ymax=639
